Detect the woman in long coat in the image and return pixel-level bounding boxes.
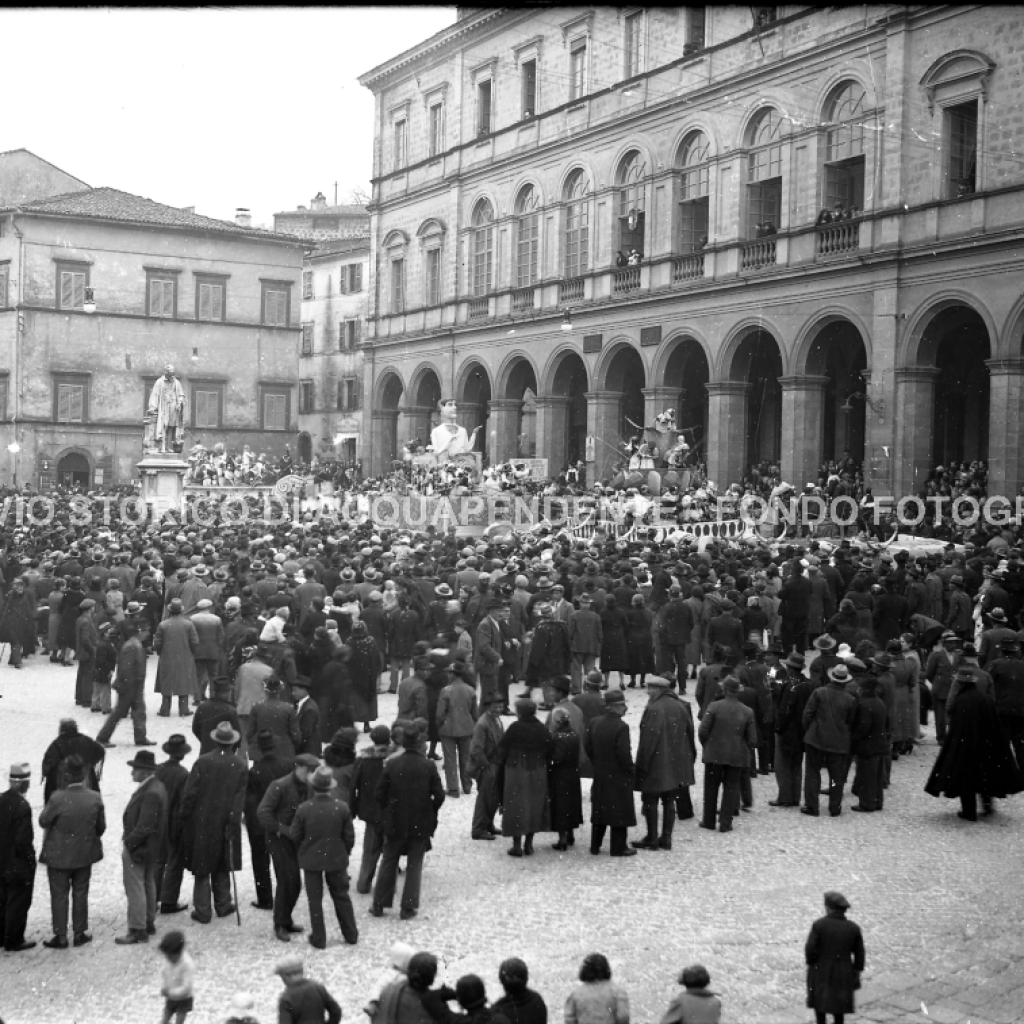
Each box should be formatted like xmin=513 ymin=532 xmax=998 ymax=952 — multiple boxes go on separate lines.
xmin=598 ymin=595 xmax=629 ymax=688
xmin=845 ymin=577 xmax=874 ymax=636
xmin=46 ymin=578 xmax=66 ymax=661
xmin=805 ymin=892 xmax=865 ymax=1023
xmin=74 ymin=600 xmax=100 ymax=707
xmin=684 ymin=586 xmax=704 ymax=679
xmin=348 ymin=621 xmax=382 ymax=732
xmin=548 ymin=708 xmax=583 ymax=849
xmin=313 ymin=646 xmax=356 ymax=741
xmin=624 ymin=594 xmax=655 ymax=688
xmin=496 ymin=698 xmax=553 ymax=857
xmin=154 ymin=602 xmax=199 ymax=716
xmin=888 ymin=643 xmax=917 ymax=754
xmin=925 ymin=668 xmax=1024 ymax=819
xmin=58 ymin=578 xmax=85 ymax=665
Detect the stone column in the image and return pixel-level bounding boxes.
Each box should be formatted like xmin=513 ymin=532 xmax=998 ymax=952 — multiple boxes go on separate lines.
xmin=535 ymin=396 xmax=571 ymax=475
xmin=488 ymin=398 xmax=524 ymax=464
xmin=893 ymin=367 xmax=939 ymax=497
xmin=987 ymin=358 xmax=1024 ymax=497
xmin=705 ymin=381 xmax=749 ymax=488
xmin=642 ymin=386 xmax=684 ymax=425
xmin=370 ymin=410 xmax=400 ymax=476
xmin=586 ymin=391 xmax=624 ymax=483
xmin=398 ymin=404 xmax=434 ymax=451
xmin=779 ymin=375 xmax=828 ymax=487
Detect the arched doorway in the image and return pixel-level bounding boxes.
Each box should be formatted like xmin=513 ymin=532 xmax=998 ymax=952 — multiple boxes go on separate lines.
xmin=662 ymin=337 xmax=710 ymax=460
xmin=57 ymin=451 xmax=90 ymax=488
xmin=297 ymin=432 xmax=313 ymax=465
xmin=728 ymin=330 xmax=783 ymax=469
xmin=603 ymin=346 xmax=646 ymax=441
xmin=457 ymin=361 xmax=492 ymax=463
xmin=499 ymin=357 xmax=539 ymax=460
xmin=934 ymin=318 xmax=989 ymax=466
xmin=373 ymin=371 xmax=404 ymax=474
xmin=804 ymin=321 xmax=868 ymax=470
xmin=549 ymin=352 xmax=589 ymax=471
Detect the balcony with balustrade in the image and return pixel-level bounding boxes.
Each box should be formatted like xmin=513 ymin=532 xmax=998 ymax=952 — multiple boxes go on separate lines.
xmin=816 ymin=219 xmax=860 ymax=257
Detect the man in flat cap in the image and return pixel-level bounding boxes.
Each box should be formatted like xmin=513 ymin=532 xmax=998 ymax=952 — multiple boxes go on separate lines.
xmin=805 ymin=891 xmax=865 ymax=1024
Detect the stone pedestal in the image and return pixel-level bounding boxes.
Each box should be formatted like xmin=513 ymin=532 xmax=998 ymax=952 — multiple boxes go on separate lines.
xmin=987 ymin=358 xmax=1024 ymax=497
xmin=705 ymin=381 xmax=750 ymax=488
xmin=488 ymin=398 xmax=524 ymax=464
xmin=893 ymin=367 xmax=939 ymax=497
xmin=138 ymin=453 xmax=188 ymax=514
xmin=780 ymin=375 xmax=828 ymax=487
xmin=586 ymin=391 xmax=624 ymax=483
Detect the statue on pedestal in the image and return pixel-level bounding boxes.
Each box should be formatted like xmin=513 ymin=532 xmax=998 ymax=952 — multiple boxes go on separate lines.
xmin=146 ymin=364 xmax=186 ymax=453
xmin=429 ymin=399 xmax=481 ymax=458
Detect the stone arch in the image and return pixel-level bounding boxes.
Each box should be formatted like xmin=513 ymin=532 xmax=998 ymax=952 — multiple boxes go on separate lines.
xmin=493 ymin=352 xmax=540 ymax=461
xmin=512 ymin=177 xmax=545 ymax=211
xmin=607 ymin=137 xmax=656 ymax=185
xmin=496 ymin=350 xmax=542 ymax=399
xmin=999 ymin=293 xmax=1024 ymax=360
xmin=374 ymin=367 xmax=405 ymax=409
xmin=595 ymin=336 xmax=649 ymax=391
xmin=416 ymin=218 xmax=448 ymax=239
xmin=792 ymin=308 xmax=873 ymax=376
xmin=653 ymin=329 xmax=714 ymax=383
xmin=901 ymin=293 xmax=998 ymax=368
xmin=669 ymin=120 xmax=721 ymax=165
xmin=814 ymin=68 xmax=878 ymax=123
xmin=455 ymin=359 xmax=492 ymax=460
xmin=541 ymin=345 xmax=592 ymax=397
xmin=381 ymin=228 xmax=409 ymax=248
xmin=466 ymin=188 xmax=503 ymax=222
xmin=558 ymin=161 xmax=597 ymax=201
xmin=721 ymin=325 xmax=785 ymax=467
xmin=55 ymin=446 xmax=93 ymax=488
xmin=736 ymin=98 xmax=790 ymax=149
xmin=543 ymin=348 xmax=589 ymax=472
xmin=659 ymin=333 xmax=711 ymax=455
xmin=717 ymin=318 xmax=787 ymax=379
xmin=408 ymin=363 xmax=444 ymax=407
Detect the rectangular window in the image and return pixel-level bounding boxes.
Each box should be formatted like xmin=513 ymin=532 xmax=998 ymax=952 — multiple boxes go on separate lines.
xmin=147 ymin=275 xmax=176 ymax=318
xmin=261 ymin=390 xmax=289 ymax=431
xmin=55 ymin=381 xmax=87 ymax=423
xmin=299 ymin=381 xmax=314 ymax=414
xmin=262 ymin=282 xmax=291 ymax=326
xmin=192 ymin=387 xmax=222 ymax=429
xmin=0 ymin=265 xmax=8 ymax=307
xmin=426 ymin=248 xmax=442 ymax=305
xmin=348 ymin=264 xmax=363 ymax=292
xmin=521 ymin=59 xmax=537 ymax=118
xmin=339 ymin=320 xmax=360 ymax=350
xmin=394 ymin=119 xmax=408 ymax=168
xmin=477 ymin=80 xmax=492 ymax=136
xmin=825 ymin=160 xmax=865 ymax=213
xmin=339 ymin=378 xmax=361 ymax=412
xmin=0 ymin=377 xmax=8 ymax=420
xmin=747 ymin=180 xmax=782 ymax=238
xmin=391 ymin=258 xmax=405 ymax=312
xmin=195 ymin=276 xmax=226 ymax=322
xmin=947 ymin=100 xmax=978 ymax=197
xmin=429 ymin=103 xmax=444 ymax=157
xmin=686 ymin=7 xmax=706 ymax=51
xmin=624 ymin=12 xmax=642 ymax=79
xmin=570 ymin=40 xmax=587 ymax=101
xmin=679 ymin=197 xmax=710 ymax=253
xmin=301 ymin=323 xmax=313 ymax=356
xmin=517 ymin=215 xmax=539 ymax=287
xmin=56 ymin=265 xmax=88 ymax=310
xmin=564 ymin=201 xmax=589 ymax=278
xmin=302 ymin=270 xmax=314 ymax=299
xmin=472 ymin=226 xmax=493 ymax=297
xmin=749 ymin=145 xmax=782 ymax=182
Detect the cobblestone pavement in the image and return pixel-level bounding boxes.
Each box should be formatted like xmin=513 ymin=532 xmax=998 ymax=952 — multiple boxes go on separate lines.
xmin=1 ymin=657 xmax=1023 ymax=1024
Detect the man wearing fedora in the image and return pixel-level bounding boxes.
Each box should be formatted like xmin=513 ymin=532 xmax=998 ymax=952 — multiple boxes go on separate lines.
xmin=568 ymin=592 xmax=603 ymax=696
xmin=474 ymin=597 xmax=505 ymax=709
xmin=980 ymin=607 xmax=1017 ymax=669
xmin=801 ymin=665 xmax=857 ymax=817
xmin=98 ymin=620 xmax=153 ymax=749
xmin=989 ymin=638 xmax=1024 ymax=771
xmin=924 ymin=631 xmax=960 ymax=744
xmin=247 ymin=676 xmax=302 ymax=761
xmin=289 ymin=766 xmax=358 ymax=949
xmin=192 ymin=678 xmax=242 ymax=756
xmin=38 ymin=754 xmax=105 ymax=948
xmin=189 ymin=599 xmax=225 ymax=703
xmin=155 ymin=735 xmax=193 ymax=916
xmin=178 ymin=722 xmax=247 ymax=925
xmin=850 ymin=674 xmax=888 ymax=813
xmin=584 ymin=689 xmax=638 ymax=855
xmin=771 ymin=652 xmax=812 ymax=807
xmin=698 ymin=676 xmax=757 ymax=833
xmin=116 ymin=750 xmax=167 ymax=945
xmin=0 ymin=763 xmax=37 ymax=951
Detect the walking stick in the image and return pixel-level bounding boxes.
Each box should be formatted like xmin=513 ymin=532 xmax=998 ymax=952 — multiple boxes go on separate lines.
xmin=228 ymin=832 xmax=242 ymax=927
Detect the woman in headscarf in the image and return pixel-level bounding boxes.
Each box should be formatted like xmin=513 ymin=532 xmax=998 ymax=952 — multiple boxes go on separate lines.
xmin=548 ymin=707 xmax=583 ymax=851
xmin=495 ymin=698 xmax=553 ymax=857
xmin=349 ymin=620 xmax=382 ymax=733
xmin=322 ymin=727 xmax=359 ymax=804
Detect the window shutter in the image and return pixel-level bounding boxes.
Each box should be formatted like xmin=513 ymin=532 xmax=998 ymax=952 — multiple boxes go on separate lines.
xmin=67 ymin=384 xmax=84 ymax=421
xmin=212 ymin=284 xmax=223 ymax=321
xmin=58 ymin=384 xmax=70 ymax=421
xmin=0 ymin=268 xmax=8 ymax=307
xmin=354 ymin=377 xmax=362 ymax=411
xmin=353 ymin=319 xmax=361 ymax=345
xmin=352 ymin=264 xmax=362 ymax=292
xmin=265 ymin=392 xmax=286 ymax=430
xmin=60 ymin=271 xmax=74 ymax=309
xmin=72 ymin=273 xmax=85 ymax=308
xmin=339 ymin=270 xmax=348 ymax=295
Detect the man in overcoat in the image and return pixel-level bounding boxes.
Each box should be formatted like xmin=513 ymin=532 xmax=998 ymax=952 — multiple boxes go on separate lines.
xmin=371 ymin=721 xmax=446 ymax=919
xmin=632 ymin=676 xmax=695 ymax=851
xmin=97 ymin=620 xmax=152 ymax=747
xmin=115 ymin=750 xmax=167 ymax=945
xmin=247 ymin=676 xmax=302 ymax=760
xmin=805 ymin=891 xmax=865 ymax=1024
xmin=655 ymin=587 xmax=693 ymax=690
xmin=189 ymin=598 xmax=225 ymax=701
xmin=154 ymin=735 xmax=192 ymax=915
xmin=155 ymin=598 xmax=199 ymax=717
xmin=850 ymin=675 xmax=889 ymax=812
xmin=244 ymin=730 xmax=292 ymax=911
xmin=568 ymin=593 xmax=602 ymax=695
xmin=38 ymin=754 xmax=105 ymax=948
xmin=770 ymin=652 xmax=812 ymax=807
xmin=583 ymin=689 xmax=637 ymax=856
xmin=802 ymin=665 xmax=858 ymax=817
xmin=525 ymin=603 xmax=571 ymax=709
xmin=698 ymin=675 xmax=757 ymax=833
xmin=474 ymin=598 xmax=504 ymax=707
xmin=468 ymin=696 xmax=505 ymax=840
xmin=74 ymin=598 xmax=100 ymax=707
xmin=0 ymin=577 xmax=35 ymax=668
xmin=177 ymin=722 xmax=247 ymax=924
xmin=192 ymin=677 xmax=242 ymax=755
xmin=0 ymin=763 xmax=37 ymax=952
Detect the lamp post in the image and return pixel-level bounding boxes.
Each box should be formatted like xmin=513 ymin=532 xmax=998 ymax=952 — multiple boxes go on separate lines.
xmin=7 ymin=440 xmax=21 ymax=488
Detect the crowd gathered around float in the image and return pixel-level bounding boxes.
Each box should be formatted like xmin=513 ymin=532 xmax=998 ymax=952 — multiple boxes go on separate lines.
xmin=0 ymin=402 xmax=1020 ymax=1024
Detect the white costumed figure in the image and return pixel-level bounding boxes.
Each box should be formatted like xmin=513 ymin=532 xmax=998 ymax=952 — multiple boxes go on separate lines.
xmin=147 ymin=364 xmax=186 ymax=452
xmin=429 ymin=399 xmax=481 ymax=457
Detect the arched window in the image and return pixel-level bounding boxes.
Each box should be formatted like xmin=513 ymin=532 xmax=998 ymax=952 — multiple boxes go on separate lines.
xmin=746 ymin=107 xmax=784 ymax=238
xmin=563 ymin=170 xmax=589 ymax=279
xmin=471 ymin=199 xmax=494 ymax=297
xmin=677 ymin=131 xmax=711 ymax=253
xmin=823 ymin=81 xmax=867 ymax=215
xmin=616 ymin=151 xmax=646 ymax=257
xmin=515 ymin=185 xmax=540 ymax=288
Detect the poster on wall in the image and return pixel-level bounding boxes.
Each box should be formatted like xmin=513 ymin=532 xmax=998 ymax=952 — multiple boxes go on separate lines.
xmin=585 ymin=436 xmax=595 ymax=463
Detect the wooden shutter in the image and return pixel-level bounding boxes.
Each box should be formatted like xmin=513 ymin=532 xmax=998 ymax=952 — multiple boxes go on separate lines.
xmin=0 ymin=379 xmax=7 ymax=420
xmin=339 ymin=269 xmax=348 ymax=295
xmin=353 ymin=377 xmax=362 ymax=411
xmin=301 ymin=324 xmax=313 ymax=355
xmin=351 ymin=264 xmax=362 ymax=292
xmin=60 ymin=270 xmax=84 ymax=309
xmin=353 ymin=319 xmax=361 ymax=345
xmin=264 ymin=392 xmax=286 ymax=430
xmin=150 ymin=278 xmax=174 ymax=317
xmin=58 ymin=383 xmax=85 ymax=422
xmin=0 ymin=268 xmax=8 ymax=307
xmin=195 ymin=389 xmax=219 ymax=428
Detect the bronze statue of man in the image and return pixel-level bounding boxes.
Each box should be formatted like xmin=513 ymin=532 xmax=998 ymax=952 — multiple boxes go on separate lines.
xmin=147 ymin=364 xmax=186 ymax=452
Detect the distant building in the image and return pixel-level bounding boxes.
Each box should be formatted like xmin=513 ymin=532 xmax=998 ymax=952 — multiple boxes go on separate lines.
xmin=297 ymin=237 xmax=370 ymax=471
xmin=0 ymin=187 xmax=303 ymax=488
xmin=0 ymin=149 xmax=89 ymax=207
xmin=274 ymin=192 xmax=370 ymax=242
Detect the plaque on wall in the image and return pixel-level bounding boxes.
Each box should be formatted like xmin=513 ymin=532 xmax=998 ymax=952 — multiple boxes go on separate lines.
xmin=583 ymin=334 xmax=603 ymax=353
xmin=640 ymin=326 xmax=662 ymax=347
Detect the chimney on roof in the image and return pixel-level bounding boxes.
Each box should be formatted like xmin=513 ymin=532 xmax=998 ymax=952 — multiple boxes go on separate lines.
xmin=235 ymin=207 xmax=252 ymax=228
xmin=311 ymin=192 xmax=327 ymax=211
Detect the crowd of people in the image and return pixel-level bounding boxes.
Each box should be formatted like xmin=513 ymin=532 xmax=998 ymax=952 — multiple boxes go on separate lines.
xmin=1 ymin=472 xmax=1024 ymax=1022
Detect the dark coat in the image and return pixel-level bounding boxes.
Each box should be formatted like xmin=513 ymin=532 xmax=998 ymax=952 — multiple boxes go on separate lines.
xmin=244 ymin=752 xmax=292 ymax=830
xmin=706 ymin=612 xmax=744 ymax=655
xmin=584 ymin=712 xmax=636 ymax=827
xmin=780 ymin=573 xmax=812 ymax=621
xmin=39 ymin=785 xmax=105 ymax=869
xmin=246 ymin=698 xmax=301 ymax=761
xmin=178 ymin=748 xmax=248 ymax=876
xmin=572 ymin=691 xmax=606 ymax=730
xmin=925 ymin=685 xmax=1024 ymax=799
xmin=805 ymin=913 xmax=865 ymax=1014
xmin=257 ymin=771 xmax=308 ymax=835
xmin=154 ymin=614 xmax=199 ymax=697
xmin=698 ymin=697 xmax=757 ymax=767
xmin=41 ymin=732 xmax=105 ymax=801
xmin=296 ymin=698 xmax=322 ymax=756
xmin=122 ymin=777 xmax=167 ymax=866
xmin=775 ymin=673 xmax=814 ymax=753
xmin=375 ymin=749 xmax=446 ymax=846
xmin=851 ymin=691 xmax=889 ymax=757
xmin=0 ymin=789 xmax=35 ymax=883
xmin=58 ymin=588 xmax=85 ymax=649
xmin=397 ymin=673 xmax=429 ymax=721
xmin=313 ymin=657 xmax=357 ymax=740
xmin=635 ymin=690 xmax=696 ymax=792
xmin=872 ymin=593 xmax=909 ymax=647
xmin=802 ymin=683 xmax=857 ymax=754
xmin=192 ymin=698 xmax=242 ymax=755
xmin=624 ymin=607 xmax=656 ymax=675
xmin=598 ymin=606 xmax=630 ymax=672
xmin=155 ymin=759 xmax=191 ymax=858
xmin=497 ymin=717 xmax=553 ymax=836
xmin=527 ymin=619 xmax=571 ymax=681
xmin=658 ymin=598 xmax=694 ymax=646
xmin=548 ymin=729 xmax=584 ymax=831
xmin=290 ymin=793 xmax=355 ymax=872
xmin=350 ymin=749 xmax=389 ymax=825
xmin=348 ymin=634 xmax=381 ymax=725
